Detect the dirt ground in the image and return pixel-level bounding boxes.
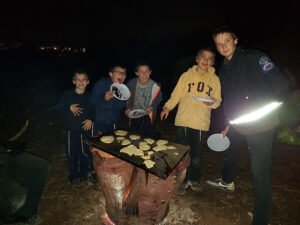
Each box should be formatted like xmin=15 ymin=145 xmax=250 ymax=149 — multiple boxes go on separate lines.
xmin=1 ymin=50 xmax=299 ymax=224
xmin=5 ymin=106 xmax=298 ymax=225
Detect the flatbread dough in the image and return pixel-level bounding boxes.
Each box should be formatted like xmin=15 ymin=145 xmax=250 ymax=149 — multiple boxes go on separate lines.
xmin=129 ymin=135 xmax=141 ymax=140
xmin=115 ymin=130 xmax=128 ymax=136
xmin=167 ymin=145 xmax=176 ymax=150
xmin=121 ymin=139 xmax=131 ymax=146
xmin=100 ymin=135 xmax=115 ymax=144
xmin=120 ymin=144 xmax=137 ymax=156
xmin=133 ymin=149 xmax=144 ymax=156
xmin=147 ymin=151 xmax=154 ymax=155
xmin=144 ymin=159 xmax=155 ymax=169
xmin=116 ymin=136 xmax=125 ymax=142
xmin=153 ymin=145 xmax=168 ymax=151
xmin=139 ymin=142 xmax=151 ymax=151
xmin=144 ymin=138 xmax=155 ymax=145
xmin=141 ymin=155 xmax=151 ymax=160
xmin=156 ymin=139 xmax=168 ymax=146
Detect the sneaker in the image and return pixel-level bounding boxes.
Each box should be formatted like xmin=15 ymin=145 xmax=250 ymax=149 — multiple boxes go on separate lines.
xmin=189 ymin=180 xmax=203 ymax=192
xmin=206 ymin=178 xmax=235 ymax=191
xmin=177 ymin=182 xmax=188 ymax=195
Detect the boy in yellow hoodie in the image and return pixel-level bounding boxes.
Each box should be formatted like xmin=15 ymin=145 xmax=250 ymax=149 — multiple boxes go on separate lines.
xmin=161 ymin=47 xmax=222 ymax=194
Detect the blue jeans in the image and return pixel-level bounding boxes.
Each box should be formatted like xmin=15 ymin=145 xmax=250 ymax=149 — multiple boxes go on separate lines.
xmin=222 ymin=128 xmax=274 ymax=225
xmin=176 ymin=126 xmax=207 ymax=182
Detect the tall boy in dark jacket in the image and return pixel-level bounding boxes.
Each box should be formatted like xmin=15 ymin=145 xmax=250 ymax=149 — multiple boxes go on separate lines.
xmin=206 ymin=26 xmax=289 ymax=225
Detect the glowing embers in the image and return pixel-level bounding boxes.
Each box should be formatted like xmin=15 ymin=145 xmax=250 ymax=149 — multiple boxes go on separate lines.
xmin=229 ymin=102 xmax=283 ymax=125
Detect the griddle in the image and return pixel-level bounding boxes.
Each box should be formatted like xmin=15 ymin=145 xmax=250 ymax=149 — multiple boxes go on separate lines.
xmin=85 ymin=132 xmax=189 ymax=179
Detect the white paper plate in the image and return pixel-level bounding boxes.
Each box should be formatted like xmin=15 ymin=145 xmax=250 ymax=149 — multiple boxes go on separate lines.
xmin=207 ymin=133 xmax=230 ymax=152
xmin=110 ymin=83 xmax=130 ymax=100
xmin=128 ymin=109 xmax=145 ymax=119
xmin=191 ymin=95 xmax=215 ymax=103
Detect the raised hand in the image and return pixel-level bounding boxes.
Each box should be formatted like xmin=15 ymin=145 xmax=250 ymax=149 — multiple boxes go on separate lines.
xmin=105 ymin=91 xmax=114 ymax=101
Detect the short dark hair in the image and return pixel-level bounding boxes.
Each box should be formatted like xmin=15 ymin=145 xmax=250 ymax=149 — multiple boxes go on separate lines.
xmin=212 ymin=25 xmax=237 ymax=40
xmin=110 ymin=65 xmax=127 ymax=72
xmin=135 ymin=60 xmax=151 ymax=72
xmin=196 ymin=46 xmax=216 ymax=59
xmin=73 ymin=68 xmax=89 ymax=80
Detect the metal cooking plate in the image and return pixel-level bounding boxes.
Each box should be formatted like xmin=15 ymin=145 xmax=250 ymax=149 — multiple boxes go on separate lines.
xmin=85 ymin=132 xmax=189 ymax=179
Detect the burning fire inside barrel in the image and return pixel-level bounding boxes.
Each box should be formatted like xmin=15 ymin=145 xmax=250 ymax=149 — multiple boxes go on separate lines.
xmin=86 ymin=131 xmax=190 ymax=225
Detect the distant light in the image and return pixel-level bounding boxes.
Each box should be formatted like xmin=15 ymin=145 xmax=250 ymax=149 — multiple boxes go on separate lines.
xmin=229 ymin=102 xmax=283 ymax=125
xmin=53 ymin=47 xmax=58 ymax=50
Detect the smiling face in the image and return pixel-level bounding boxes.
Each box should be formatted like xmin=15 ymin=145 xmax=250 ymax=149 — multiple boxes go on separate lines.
xmin=135 ymin=65 xmax=151 ymax=86
xmin=196 ymin=50 xmax=215 ymax=73
xmin=214 ymin=32 xmax=238 ymax=61
xmin=109 ymin=66 xmax=127 ymax=83
xmin=72 ymin=73 xmax=89 ymax=93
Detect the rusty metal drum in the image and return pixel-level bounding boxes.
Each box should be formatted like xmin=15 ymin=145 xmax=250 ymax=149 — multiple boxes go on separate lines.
xmin=92 ymin=148 xmax=190 ymax=225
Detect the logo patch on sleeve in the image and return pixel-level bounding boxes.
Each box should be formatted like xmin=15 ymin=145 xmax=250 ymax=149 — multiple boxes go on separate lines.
xmin=259 ymin=56 xmax=274 ymax=73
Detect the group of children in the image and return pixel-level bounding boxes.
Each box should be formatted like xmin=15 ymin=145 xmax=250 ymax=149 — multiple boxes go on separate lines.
xmin=56 ymin=49 xmax=220 ymax=188
xmin=55 ymin=26 xmax=288 ymax=225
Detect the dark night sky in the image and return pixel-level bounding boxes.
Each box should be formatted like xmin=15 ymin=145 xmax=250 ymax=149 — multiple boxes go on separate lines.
xmin=1 ymin=0 xmax=299 ymax=48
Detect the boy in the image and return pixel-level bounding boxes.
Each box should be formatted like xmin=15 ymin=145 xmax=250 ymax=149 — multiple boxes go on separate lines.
xmin=90 ymin=65 xmax=127 ymax=135
xmin=56 ymin=69 xmax=94 ymax=184
xmin=160 ymin=47 xmax=222 ymax=194
xmin=206 ymin=26 xmax=289 ymax=225
xmin=125 ymin=61 xmax=162 ymax=138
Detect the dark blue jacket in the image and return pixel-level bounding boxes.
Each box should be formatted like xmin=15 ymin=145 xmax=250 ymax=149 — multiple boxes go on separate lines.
xmin=219 ymin=47 xmax=289 ymax=124
xmin=90 ymin=77 xmax=126 ymax=133
xmin=56 ymin=89 xmax=93 ymax=131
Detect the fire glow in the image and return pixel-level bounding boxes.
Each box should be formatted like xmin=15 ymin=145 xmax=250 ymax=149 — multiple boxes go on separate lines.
xmin=101 ymin=213 xmax=116 ymax=225
xmin=229 ymin=102 xmax=283 ymax=125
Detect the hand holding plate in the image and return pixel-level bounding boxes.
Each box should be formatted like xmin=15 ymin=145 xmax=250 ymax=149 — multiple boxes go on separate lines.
xmin=105 ymin=91 xmax=114 ymax=101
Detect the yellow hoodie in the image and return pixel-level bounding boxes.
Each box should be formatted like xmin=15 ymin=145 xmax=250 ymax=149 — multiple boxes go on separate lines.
xmin=164 ymin=66 xmax=222 ymax=131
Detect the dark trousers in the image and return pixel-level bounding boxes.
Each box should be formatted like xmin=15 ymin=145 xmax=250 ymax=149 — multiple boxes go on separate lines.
xmin=130 ymin=116 xmax=156 ymax=138
xmin=222 ymin=128 xmax=274 ymax=225
xmin=65 ymin=130 xmax=92 ymax=181
xmin=8 ymin=152 xmax=51 ymax=218
xmin=176 ymin=126 xmax=207 ymax=182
